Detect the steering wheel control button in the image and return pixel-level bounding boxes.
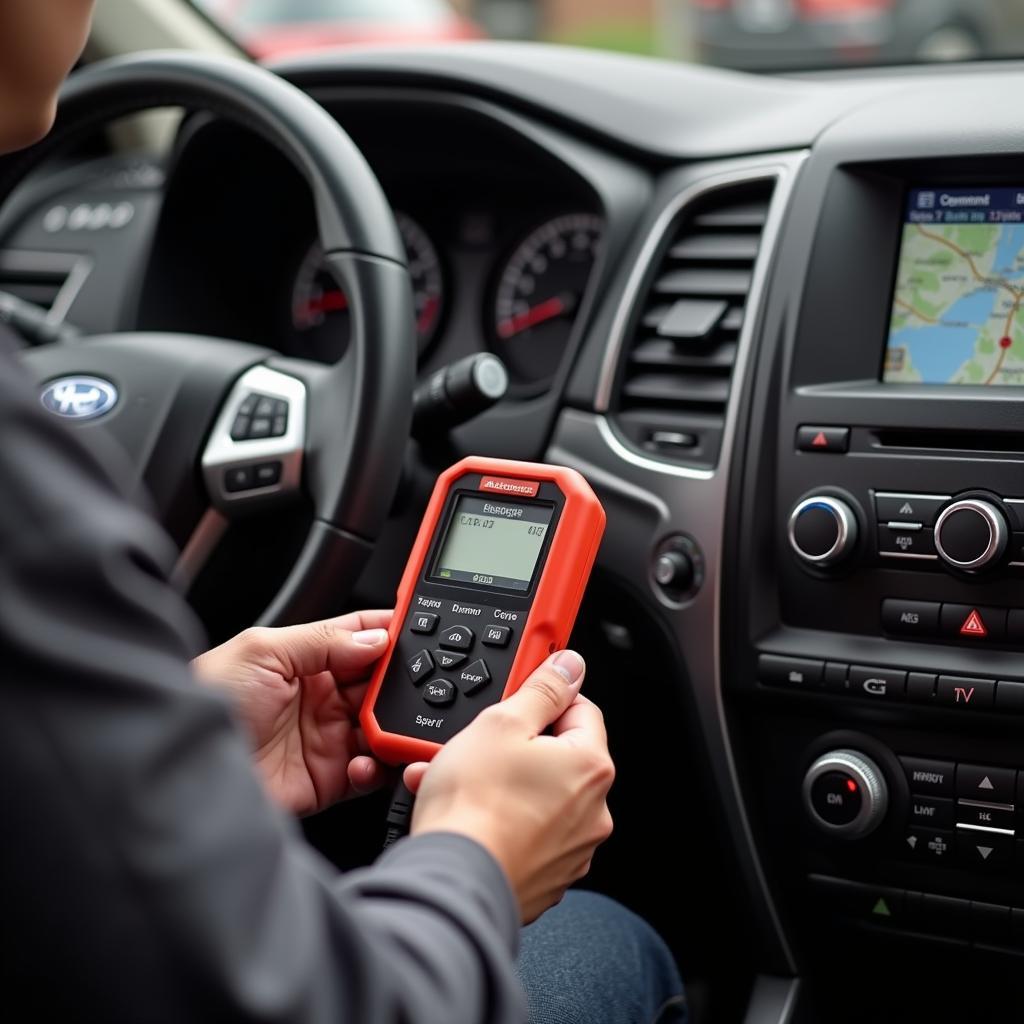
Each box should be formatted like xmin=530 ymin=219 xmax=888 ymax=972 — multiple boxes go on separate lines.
xmin=881 ymin=599 xmax=940 ymax=637
xmin=253 ymin=462 xmax=282 ymax=488
xmin=757 ymin=654 xmax=823 ymax=689
xmin=939 ymin=604 xmax=1006 ymax=642
xmin=788 ymin=496 xmax=857 ymax=566
xmin=203 ymin=367 xmax=306 ymax=510
xmin=810 ymin=772 xmax=862 ymax=826
xmin=849 ymin=665 xmax=906 ymax=701
xmin=224 ymin=466 xmax=255 ymax=493
xmin=874 ymin=492 xmax=949 ymax=527
xmin=482 ymin=625 xmax=512 ymax=647
xmin=796 ymin=425 xmax=850 ymax=454
xmin=440 ymin=626 xmax=474 ymax=651
xmin=422 ymin=679 xmax=456 ymax=708
xmin=909 ymin=796 xmax=954 ymax=830
xmin=433 ymin=650 xmax=467 ymax=671
xmin=406 ymin=650 xmax=434 ymax=684
xmin=934 ymin=499 xmax=1008 ymax=571
xmin=877 ymin=524 xmax=936 ymax=559
xmin=458 ymin=660 xmax=492 ymax=696
xmin=956 ymin=764 xmax=1015 ymax=804
xmin=410 ymin=613 xmax=439 ymax=635
xmin=901 ymin=756 xmax=955 ymax=797
xmin=936 ymin=675 xmax=995 ymax=710
xmin=803 ymin=750 xmax=888 ymax=839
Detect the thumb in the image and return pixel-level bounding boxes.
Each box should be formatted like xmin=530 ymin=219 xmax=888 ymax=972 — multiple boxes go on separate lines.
xmin=264 ymin=619 xmax=391 ymax=681
xmin=500 ymin=650 xmax=586 ymax=736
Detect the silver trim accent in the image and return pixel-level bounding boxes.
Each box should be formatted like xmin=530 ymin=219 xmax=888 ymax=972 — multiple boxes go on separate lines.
xmin=803 ymin=750 xmax=888 ymax=840
xmin=201 ymin=365 xmax=306 ymax=510
xmin=955 ymin=823 xmax=1015 ymax=837
xmin=553 ymin=152 xmax=807 ymax=973
xmin=788 ymin=496 xmax=856 ymax=566
xmin=876 ymin=491 xmax=951 ymax=501
xmin=0 ymin=249 xmax=92 ymax=327
xmin=171 ymin=508 xmax=229 ymax=592
xmin=957 ymin=798 xmax=1014 ymax=811
xmin=933 ymin=498 xmax=1007 ymax=571
xmin=879 ymin=551 xmax=938 ymax=560
xmin=885 ymin=521 xmax=922 ymax=531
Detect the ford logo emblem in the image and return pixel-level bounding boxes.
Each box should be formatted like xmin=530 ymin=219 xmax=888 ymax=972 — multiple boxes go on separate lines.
xmin=40 ymin=376 xmax=118 ymax=420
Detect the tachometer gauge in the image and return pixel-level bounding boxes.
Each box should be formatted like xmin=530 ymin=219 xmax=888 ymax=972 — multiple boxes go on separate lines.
xmin=290 ymin=212 xmax=443 ymax=363
xmin=492 ymin=213 xmax=603 ymax=389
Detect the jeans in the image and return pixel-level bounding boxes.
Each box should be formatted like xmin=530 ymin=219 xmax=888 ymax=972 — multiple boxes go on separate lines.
xmin=516 ymin=891 xmax=687 ymax=1024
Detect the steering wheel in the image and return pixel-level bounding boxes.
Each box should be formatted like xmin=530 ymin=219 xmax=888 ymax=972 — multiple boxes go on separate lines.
xmin=0 ymin=52 xmax=415 ymax=627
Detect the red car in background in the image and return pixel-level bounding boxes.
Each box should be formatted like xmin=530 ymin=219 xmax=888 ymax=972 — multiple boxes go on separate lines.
xmin=198 ymin=0 xmax=484 ymax=61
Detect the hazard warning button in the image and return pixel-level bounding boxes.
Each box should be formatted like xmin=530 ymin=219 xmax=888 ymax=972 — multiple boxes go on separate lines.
xmin=796 ymin=425 xmax=849 ymax=454
xmin=940 ymin=603 xmax=1007 ymax=642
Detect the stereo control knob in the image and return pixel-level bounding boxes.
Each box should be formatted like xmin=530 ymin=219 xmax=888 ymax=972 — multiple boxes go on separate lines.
xmin=803 ymin=750 xmax=888 ymax=840
xmin=788 ymin=496 xmax=858 ymax=567
xmin=934 ymin=499 xmax=1008 ymax=572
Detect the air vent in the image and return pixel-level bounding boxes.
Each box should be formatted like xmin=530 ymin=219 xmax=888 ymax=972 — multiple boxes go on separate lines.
xmin=613 ymin=181 xmax=775 ymax=469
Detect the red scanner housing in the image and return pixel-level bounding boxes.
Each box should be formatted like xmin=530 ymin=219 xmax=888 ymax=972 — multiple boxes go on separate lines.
xmin=360 ymin=457 xmax=606 ymax=765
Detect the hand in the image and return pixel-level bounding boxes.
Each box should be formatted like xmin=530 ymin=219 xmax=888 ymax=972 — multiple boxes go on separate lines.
xmin=405 ymin=651 xmax=615 ymax=924
xmin=192 ymin=610 xmax=393 ymax=816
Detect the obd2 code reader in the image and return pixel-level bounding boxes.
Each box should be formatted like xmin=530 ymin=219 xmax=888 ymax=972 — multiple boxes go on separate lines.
xmin=360 ymin=456 xmax=606 ymax=766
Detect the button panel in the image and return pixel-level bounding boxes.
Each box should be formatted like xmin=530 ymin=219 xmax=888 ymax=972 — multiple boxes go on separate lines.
xmin=372 ymin=595 xmax=527 ymax=745
xmin=230 ymin=392 xmax=289 ymax=441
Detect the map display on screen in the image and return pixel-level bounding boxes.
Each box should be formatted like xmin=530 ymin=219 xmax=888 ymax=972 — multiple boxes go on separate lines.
xmin=884 ymin=188 xmax=1024 ymax=386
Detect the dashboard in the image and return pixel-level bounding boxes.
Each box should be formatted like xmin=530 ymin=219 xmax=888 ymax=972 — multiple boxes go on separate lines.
xmin=11 ymin=42 xmax=1024 ymax=1023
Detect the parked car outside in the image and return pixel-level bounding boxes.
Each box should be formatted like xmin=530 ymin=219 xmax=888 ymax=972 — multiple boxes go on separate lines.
xmin=691 ymin=0 xmax=1024 ymax=70
xmin=196 ymin=0 xmax=484 ymax=60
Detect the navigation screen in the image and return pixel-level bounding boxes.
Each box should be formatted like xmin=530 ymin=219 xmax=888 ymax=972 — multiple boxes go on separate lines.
xmin=884 ymin=188 xmax=1024 ymax=386
xmin=430 ymin=495 xmax=553 ymax=592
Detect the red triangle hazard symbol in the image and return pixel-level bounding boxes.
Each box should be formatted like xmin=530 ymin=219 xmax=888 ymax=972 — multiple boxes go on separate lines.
xmin=811 ymin=431 xmax=828 ymax=448
xmin=960 ymin=609 xmax=987 ymax=637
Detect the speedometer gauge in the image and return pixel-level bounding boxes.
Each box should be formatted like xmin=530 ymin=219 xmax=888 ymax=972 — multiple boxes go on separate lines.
xmin=290 ymin=212 xmax=443 ymax=363
xmin=492 ymin=213 xmax=603 ymax=389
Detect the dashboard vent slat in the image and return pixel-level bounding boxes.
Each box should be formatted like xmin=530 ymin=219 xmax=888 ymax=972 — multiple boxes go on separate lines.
xmin=612 ymin=180 xmax=775 ymax=469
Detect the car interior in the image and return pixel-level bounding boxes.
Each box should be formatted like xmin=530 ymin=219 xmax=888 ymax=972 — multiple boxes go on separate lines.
xmin=7 ymin=0 xmax=1024 ymax=1020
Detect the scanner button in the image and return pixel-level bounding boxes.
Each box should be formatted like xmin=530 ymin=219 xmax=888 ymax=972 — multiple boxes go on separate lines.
xmin=459 ymin=659 xmax=491 ymax=696
xmin=410 ymin=613 xmax=439 ymax=635
xmin=406 ymin=650 xmax=434 ymax=684
xmin=433 ymin=650 xmax=467 ymax=670
xmin=483 ymin=625 xmax=512 ymax=648
xmin=423 ymin=679 xmax=456 ymax=707
xmin=440 ymin=626 xmax=474 ymax=650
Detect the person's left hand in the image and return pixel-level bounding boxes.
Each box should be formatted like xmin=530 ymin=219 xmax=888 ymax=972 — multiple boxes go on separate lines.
xmin=192 ymin=610 xmax=393 ymax=816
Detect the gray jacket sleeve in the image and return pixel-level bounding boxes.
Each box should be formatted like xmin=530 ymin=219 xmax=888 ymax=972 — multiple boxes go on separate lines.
xmin=0 ymin=352 xmax=527 ymax=1023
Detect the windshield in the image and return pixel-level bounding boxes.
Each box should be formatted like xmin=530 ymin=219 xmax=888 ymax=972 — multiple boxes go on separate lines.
xmin=191 ymin=0 xmax=1024 ymax=70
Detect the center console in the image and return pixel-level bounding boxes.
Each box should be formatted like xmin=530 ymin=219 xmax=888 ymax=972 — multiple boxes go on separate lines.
xmin=729 ymin=150 xmax=1024 ymax=1013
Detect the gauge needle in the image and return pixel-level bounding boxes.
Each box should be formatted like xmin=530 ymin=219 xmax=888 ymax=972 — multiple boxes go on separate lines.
xmin=295 ymin=289 xmax=348 ymax=322
xmin=497 ymin=293 xmax=578 ymax=339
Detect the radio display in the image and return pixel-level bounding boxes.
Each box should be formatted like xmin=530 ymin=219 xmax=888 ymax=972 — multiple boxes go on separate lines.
xmin=883 ymin=187 xmax=1024 ymax=386
xmin=430 ymin=495 xmax=553 ymax=592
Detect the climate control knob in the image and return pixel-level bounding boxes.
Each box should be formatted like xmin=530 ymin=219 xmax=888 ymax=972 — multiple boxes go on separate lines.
xmin=934 ymin=499 xmax=1008 ymax=572
xmin=803 ymin=750 xmax=888 ymax=840
xmin=788 ymin=496 xmax=858 ymax=567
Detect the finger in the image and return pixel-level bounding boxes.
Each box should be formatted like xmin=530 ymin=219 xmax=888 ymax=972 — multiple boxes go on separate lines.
xmin=347 ymin=755 xmax=389 ymax=796
xmin=265 ymin=615 xmax=393 ymax=680
xmin=403 ymin=762 xmax=430 ymax=793
xmin=499 ymin=651 xmax=585 ymax=737
xmin=549 ymin=694 xmax=609 ymax=751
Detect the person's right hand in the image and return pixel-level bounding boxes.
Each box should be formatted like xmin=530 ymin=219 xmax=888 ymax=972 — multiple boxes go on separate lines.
xmin=404 ymin=650 xmax=614 ymax=923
